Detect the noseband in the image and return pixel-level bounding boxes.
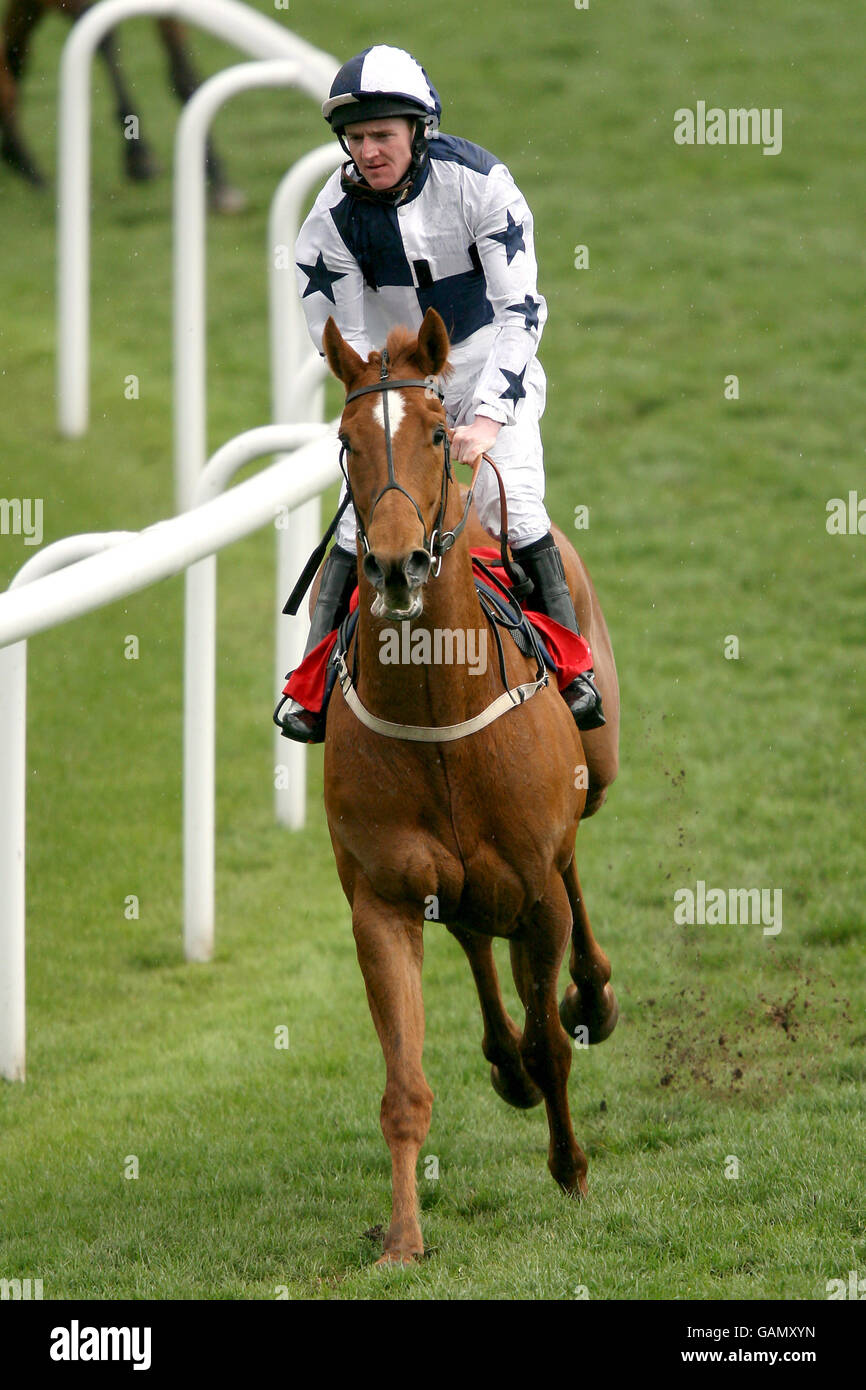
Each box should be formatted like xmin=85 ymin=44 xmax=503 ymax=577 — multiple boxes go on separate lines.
xmin=340 ymin=346 xmax=477 ymax=578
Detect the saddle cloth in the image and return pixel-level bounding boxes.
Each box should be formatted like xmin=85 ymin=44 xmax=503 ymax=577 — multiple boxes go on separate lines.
xmin=283 ymin=546 xmax=593 ymax=714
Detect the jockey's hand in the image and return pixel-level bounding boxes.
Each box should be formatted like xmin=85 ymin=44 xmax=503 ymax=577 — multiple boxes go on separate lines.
xmin=450 ymin=414 xmax=501 ymax=465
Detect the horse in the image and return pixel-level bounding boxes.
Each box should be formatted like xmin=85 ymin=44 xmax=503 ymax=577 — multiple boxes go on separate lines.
xmin=313 ymin=306 xmax=620 ymax=1264
xmin=0 ymin=0 xmax=243 ymax=210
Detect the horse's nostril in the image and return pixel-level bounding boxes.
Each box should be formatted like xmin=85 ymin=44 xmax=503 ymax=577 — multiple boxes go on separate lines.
xmin=362 ymin=554 xmax=385 ymax=589
xmin=405 ymin=549 xmax=432 ymax=586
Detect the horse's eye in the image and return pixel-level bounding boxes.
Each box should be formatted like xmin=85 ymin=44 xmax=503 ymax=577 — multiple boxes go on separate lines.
xmin=432 ymin=426 xmax=447 ymax=446
xmin=339 ymin=435 xmax=352 ymax=453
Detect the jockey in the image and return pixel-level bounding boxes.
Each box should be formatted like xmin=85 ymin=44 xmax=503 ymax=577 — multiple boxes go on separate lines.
xmin=280 ymin=44 xmax=604 ymax=742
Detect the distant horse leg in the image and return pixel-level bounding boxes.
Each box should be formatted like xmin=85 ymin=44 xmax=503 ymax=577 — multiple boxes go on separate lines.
xmin=0 ymin=2 xmax=46 ymax=184
xmin=85 ymin=13 xmax=159 ymax=181
xmin=53 ymin=1 xmax=157 ymax=179
xmin=3 ymin=0 xmax=41 ymax=81
xmin=510 ymin=878 xmax=588 ymax=1196
xmin=447 ymin=924 xmax=542 ymax=1109
xmin=156 ymin=18 xmax=245 ymax=214
xmin=559 ymin=855 xmax=618 ymax=1044
xmin=156 ymin=22 xmax=216 ymax=175
xmin=352 ymin=880 xmax=433 ymax=1264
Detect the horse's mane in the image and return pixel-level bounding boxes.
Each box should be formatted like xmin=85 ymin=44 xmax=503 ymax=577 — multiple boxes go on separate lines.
xmin=374 ymin=323 xmax=454 ymax=383
xmin=383 ymin=324 xmax=418 ymax=363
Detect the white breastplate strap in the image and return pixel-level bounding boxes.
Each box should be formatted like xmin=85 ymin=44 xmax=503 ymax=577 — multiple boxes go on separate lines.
xmin=334 ymin=651 xmax=549 ymax=743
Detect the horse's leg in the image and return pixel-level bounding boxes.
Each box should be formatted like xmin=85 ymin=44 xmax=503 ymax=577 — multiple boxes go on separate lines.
xmin=3 ymin=0 xmax=42 ymax=80
xmin=510 ymin=876 xmax=588 ymax=1196
xmin=78 ymin=7 xmax=160 ymax=182
xmin=447 ymin=924 xmax=542 ymax=1109
xmin=156 ymin=18 xmax=245 ymax=214
xmin=558 ymin=854 xmax=618 ymax=1044
xmin=352 ymin=879 xmax=433 ymax=1264
xmin=0 ymin=2 xmax=47 ymax=184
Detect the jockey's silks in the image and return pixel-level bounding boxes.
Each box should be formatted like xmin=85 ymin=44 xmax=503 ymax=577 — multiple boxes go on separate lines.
xmin=295 ymin=134 xmax=547 ymax=432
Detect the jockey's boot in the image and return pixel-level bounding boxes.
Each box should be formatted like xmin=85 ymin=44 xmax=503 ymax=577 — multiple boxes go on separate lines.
xmin=277 ymin=544 xmax=357 ymax=744
xmin=512 ymin=532 xmax=606 ymax=730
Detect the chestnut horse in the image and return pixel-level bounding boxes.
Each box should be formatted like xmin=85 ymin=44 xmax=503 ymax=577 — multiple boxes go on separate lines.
xmin=318 ymin=307 xmax=619 ymax=1264
xmin=0 ymin=0 xmax=242 ymax=209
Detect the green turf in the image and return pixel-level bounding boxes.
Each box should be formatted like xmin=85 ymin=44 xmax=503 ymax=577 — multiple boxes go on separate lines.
xmin=0 ymin=0 xmax=863 ymax=1300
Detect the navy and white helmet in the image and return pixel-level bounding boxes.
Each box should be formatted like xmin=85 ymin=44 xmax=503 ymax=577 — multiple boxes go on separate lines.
xmin=323 ymin=47 xmax=442 ymax=204
xmin=323 ymin=45 xmax=441 ymax=135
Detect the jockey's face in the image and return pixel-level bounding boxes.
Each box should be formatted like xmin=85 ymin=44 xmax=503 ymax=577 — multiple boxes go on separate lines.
xmin=343 ymin=117 xmax=415 ymax=189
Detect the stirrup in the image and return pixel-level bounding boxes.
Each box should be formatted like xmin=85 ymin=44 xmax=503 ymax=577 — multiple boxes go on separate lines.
xmin=273 ymin=692 xmax=327 ymax=744
xmin=562 ymin=669 xmax=606 ymax=730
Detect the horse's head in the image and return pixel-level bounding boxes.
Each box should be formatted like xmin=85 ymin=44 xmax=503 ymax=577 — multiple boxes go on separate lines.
xmin=323 ymin=308 xmax=455 ymax=622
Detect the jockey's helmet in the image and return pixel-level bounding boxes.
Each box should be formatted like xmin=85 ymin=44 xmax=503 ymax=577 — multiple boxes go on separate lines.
xmin=323 ymin=46 xmax=441 ymax=204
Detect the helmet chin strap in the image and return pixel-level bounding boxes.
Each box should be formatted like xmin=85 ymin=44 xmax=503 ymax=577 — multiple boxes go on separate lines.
xmin=338 ymin=118 xmax=432 ymax=206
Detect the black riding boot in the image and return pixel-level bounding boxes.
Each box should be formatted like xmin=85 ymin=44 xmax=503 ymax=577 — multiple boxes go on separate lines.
xmin=512 ymin=533 xmax=605 ymax=730
xmin=277 ymin=544 xmax=357 ymax=743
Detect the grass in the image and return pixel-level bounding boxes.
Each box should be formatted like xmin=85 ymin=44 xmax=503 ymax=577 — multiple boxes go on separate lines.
xmin=0 ymin=0 xmax=864 ymax=1299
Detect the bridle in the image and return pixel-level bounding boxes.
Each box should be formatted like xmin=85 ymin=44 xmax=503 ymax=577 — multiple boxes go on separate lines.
xmin=339 ymin=344 xmax=478 ymax=579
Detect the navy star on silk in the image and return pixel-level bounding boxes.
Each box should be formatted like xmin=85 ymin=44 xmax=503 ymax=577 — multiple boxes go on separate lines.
xmin=506 ymin=295 xmax=541 ymax=331
xmin=489 ymin=210 xmax=526 ymax=264
xmin=296 ymin=251 xmax=346 ymax=304
xmin=498 ymin=365 xmax=527 ymax=404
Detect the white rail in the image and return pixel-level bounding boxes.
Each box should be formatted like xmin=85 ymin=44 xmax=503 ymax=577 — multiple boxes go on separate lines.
xmin=268 ymin=143 xmax=342 ymax=425
xmin=268 ymin=142 xmax=343 ymax=826
xmin=57 ymin=0 xmax=336 ymax=437
xmin=175 ymin=112 xmax=342 ymax=828
xmin=182 ymin=422 xmax=330 ymax=962
xmin=0 ymin=422 xmax=340 ymax=1082
xmin=174 ymin=59 xmax=327 ymax=511
xmin=0 ymin=533 xmax=136 ymax=1085
xmin=55 ymin=4 xmax=342 ymax=831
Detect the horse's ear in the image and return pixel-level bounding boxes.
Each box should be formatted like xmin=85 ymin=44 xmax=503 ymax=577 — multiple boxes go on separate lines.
xmin=414 ymin=307 xmax=451 ymax=378
xmin=322 ymin=316 xmax=366 ymax=387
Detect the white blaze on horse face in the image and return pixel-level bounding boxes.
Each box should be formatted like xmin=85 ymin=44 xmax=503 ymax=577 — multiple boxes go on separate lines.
xmin=372 ymin=390 xmax=406 ymax=436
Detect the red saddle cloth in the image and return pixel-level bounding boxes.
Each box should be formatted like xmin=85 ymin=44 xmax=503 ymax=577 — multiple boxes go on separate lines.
xmin=283 ymin=546 xmax=593 ymax=714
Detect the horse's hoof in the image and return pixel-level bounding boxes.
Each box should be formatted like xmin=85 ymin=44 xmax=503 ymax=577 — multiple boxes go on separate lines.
xmin=567 ymin=1171 xmax=589 ymax=1199
xmin=559 ymin=982 xmax=619 ymax=1044
xmin=490 ymin=1061 xmax=544 ymax=1110
xmin=551 ymin=1158 xmax=589 ymax=1198
xmin=375 ymin=1249 xmax=421 ymax=1267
